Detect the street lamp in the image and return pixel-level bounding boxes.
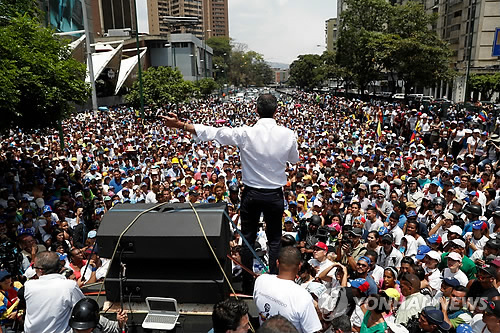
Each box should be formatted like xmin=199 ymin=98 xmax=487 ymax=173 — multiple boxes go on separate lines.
xmin=204 ymin=29 xmax=211 ymax=78
xmin=133 ymin=0 xmax=145 ymax=119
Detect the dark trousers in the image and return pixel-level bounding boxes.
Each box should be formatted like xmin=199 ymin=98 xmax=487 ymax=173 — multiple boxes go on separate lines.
xmin=240 ymin=186 xmax=284 ymax=293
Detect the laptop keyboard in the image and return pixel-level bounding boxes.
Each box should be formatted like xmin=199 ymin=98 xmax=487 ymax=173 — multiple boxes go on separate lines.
xmin=145 ymin=315 xmax=177 ymax=324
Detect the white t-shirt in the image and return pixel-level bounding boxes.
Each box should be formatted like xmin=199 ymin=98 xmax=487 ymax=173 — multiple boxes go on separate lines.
xmin=365 ymin=218 xmax=383 ymax=232
xmin=442 ymin=268 xmax=468 ymax=287
xmin=253 ymin=275 xmax=322 ymax=333
xmin=308 ymin=258 xmax=333 ymax=276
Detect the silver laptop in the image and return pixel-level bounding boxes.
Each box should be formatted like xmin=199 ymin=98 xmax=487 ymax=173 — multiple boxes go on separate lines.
xmin=142 ymin=297 xmax=179 ymax=330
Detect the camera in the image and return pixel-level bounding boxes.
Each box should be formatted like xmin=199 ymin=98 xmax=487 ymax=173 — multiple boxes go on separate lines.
xmin=316 ymin=226 xmax=329 ymax=243
xmin=0 ymin=241 xmax=23 ymax=276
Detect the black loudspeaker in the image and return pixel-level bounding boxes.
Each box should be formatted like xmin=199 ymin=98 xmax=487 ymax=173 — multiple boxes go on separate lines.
xmin=97 ymin=202 xmax=232 ymax=303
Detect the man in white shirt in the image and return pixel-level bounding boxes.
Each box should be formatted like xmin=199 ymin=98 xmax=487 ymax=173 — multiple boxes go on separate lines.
xmin=162 ymin=94 xmax=300 ymax=294
xmin=308 ymin=241 xmax=333 ymax=276
xmin=23 ymin=251 xmax=84 ymax=333
xmin=377 ymin=233 xmax=403 ymax=268
xmin=254 ymin=246 xmax=321 ymax=333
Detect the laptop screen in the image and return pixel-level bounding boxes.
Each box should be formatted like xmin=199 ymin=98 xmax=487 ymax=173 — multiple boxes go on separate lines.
xmin=149 ymin=300 xmax=176 ymax=312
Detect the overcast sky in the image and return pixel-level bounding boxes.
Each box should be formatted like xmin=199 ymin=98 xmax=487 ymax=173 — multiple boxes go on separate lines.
xmin=136 ymin=0 xmax=337 ymax=65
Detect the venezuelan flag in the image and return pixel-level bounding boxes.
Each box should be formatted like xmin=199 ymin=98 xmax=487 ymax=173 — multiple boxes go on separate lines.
xmin=479 ymin=110 xmax=488 ymax=122
xmin=410 ymin=131 xmax=416 ymax=143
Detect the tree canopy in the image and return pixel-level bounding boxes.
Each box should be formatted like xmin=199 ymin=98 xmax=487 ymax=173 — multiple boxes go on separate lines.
xmin=290 ymin=0 xmax=453 ymax=95
xmin=206 ymin=37 xmax=273 ymax=87
xmin=126 ymin=66 xmax=197 ymax=106
xmin=0 ymin=14 xmax=90 ymax=133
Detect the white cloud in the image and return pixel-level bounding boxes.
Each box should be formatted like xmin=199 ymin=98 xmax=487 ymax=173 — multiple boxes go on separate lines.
xmin=136 ymin=0 xmax=337 ymax=64
xmin=229 ymin=0 xmax=337 ymax=64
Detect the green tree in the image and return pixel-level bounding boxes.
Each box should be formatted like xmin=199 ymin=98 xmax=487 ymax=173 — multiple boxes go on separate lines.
xmin=228 ymin=49 xmax=273 ymax=87
xmin=289 ymin=54 xmax=324 ymax=90
xmin=336 ymin=0 xmax=391 ymax=98
xmin=195 ymin=78 xmax=219 ymax=98
xmin=468 ymin=73 xmax=500 ymax=101
xmin=0 ymin=15 xmax=90 ymax=133
xmin=382 ymin=2 xmax=453 ymax=95
xmin=206 ymin=37 xmax=231 ymax=82
xmin=126 ymin=66 xmax=196 ymax=106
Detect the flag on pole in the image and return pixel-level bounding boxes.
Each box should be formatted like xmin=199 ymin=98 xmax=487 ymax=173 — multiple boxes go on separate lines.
xmin=376 ymin=121 xmax=382 ymax=141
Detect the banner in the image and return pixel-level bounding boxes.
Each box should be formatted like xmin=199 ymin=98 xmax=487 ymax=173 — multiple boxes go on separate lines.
xmin=493 ymin=28 xmax=500 ymax=57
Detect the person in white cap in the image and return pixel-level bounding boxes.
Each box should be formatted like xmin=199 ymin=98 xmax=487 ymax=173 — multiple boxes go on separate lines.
xmin=423 ymin=251 xmax=442 ymax=290
xmin=442 ymin=252 xmax=468 ymax=287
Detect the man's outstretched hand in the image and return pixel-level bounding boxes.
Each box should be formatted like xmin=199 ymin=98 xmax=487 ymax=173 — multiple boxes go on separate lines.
xmin=159 ymin=113 xmax=182 ymax=128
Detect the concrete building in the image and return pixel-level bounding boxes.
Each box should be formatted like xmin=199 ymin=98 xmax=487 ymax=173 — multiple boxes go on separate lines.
xmin=148 ymin=34 xmax=213 ymax=81
xmin=90 ymin=0 xmax=137 ymax=37
xmin=148 ymin=0 xmax=203 ymax=38
xmin=337 ymin=0 xmax=500 ymax=102
xmin=272 ymin=68 xmax=289 ymax=85
xmin=202 ymin=0 xmax=229 ymax=39
xmin=148 ymin=0 xmax=228 ymax=40
xmin=422 ymin=0 xmax=500 ymax=102
xmin=325 ymin=18 xmax=338 ymax=52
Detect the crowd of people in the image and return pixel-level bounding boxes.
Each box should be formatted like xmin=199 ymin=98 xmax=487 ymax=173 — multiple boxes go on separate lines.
xmin=1 ymin=89 xmax=500 ymax=332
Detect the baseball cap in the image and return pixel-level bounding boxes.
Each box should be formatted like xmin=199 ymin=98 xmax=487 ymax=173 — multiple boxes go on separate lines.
xmin=406 ymin=210 xmax=417 ymax=218
xmin=42 ymin=205 xmax=52 ymax=214
xmin=426 ymin=251 xmax=441 ymax=262
xmin=447 ymin=252 xmax=462 ymax=261
xmin=478 ymin=264 xmax=497 ymax=277
xmin=427 ymin=234 xmax=442 ymax=245
xmin=415 ymin=245 xmax=431 ymax=260
xmin=381 ymin=288 xmax=400 ymax=302
xmin=456 ymin=324 xmax=473 ymax=333
xmin=378 ymin=226 xmax=389 ymax=236
xmin=442 ymin=277 xmax=460 ymax=288
xmin=349 ymin=227 xmax=363 ymax=237
xmin=448 ymin=225 xmax=463 ymax=235
xmin=442 ymin=212 xmax=454 ymax=220
xmin=288 ymin=201 xmax=297 ymax=206
xmin=87 ymin=230 xmax=97 ymax=239
xmin=314 ymin=242 xmax=328 ymax=252
xmin=449 ymin=239 xmax=466 ymax=248
xmin=485 ymin=300 xmax=500 ymax=318
xmin=284 ymin=217 xmax=294 ymax=224
xmin=0 ymin=270 xmax=11 ymax=281
xmin=421 ymin=307 xmax=450 ymax=331
xmin=358 ymin=256 xmax=372 ymax=265
xmin=349 ymin=278 xmax=370 ymax=293
xmin=472 ymin=220 xmax=487 ymax=230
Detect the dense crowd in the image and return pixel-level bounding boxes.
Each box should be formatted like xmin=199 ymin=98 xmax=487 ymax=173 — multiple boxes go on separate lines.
xmin=1 ymin=90 xmax=500 ymax=332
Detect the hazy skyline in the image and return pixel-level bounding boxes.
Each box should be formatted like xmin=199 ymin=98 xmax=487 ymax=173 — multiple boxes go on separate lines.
xmin=136 ymin=0 xmax=337 ymax=65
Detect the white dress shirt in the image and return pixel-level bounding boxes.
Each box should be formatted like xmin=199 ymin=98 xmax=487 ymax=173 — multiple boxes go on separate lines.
xmin=194 ymin=118 xmax=300 ymax=188
xmin=24 ymin=274 xmax=84 ymax=333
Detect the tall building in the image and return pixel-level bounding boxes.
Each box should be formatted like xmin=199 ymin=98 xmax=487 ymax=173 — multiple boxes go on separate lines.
xmin=325 ymin=18 xmax=338 ymax=52
xmin=336 ymin=0 xmax=500 ymax=101
xmin=148 ymin=0 xmax=228 ymax=39
xmin=90 ymin=0 xmax=137 ymax=37
xmin=202 ymin=0 xmax=229 ymax=39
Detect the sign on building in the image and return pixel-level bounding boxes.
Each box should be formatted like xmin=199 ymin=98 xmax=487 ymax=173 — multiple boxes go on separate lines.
xmin=493 ymin=28 xmax=500 ymax=57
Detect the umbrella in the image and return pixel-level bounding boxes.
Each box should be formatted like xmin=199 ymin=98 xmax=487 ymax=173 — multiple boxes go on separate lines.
xmin=216 ymin=119 xmax=226 ymax=124
xmin=98 ymin=106 xmax=109 ymax=111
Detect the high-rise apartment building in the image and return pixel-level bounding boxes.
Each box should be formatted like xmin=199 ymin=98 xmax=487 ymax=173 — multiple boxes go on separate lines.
xmin=90 ymin=0 xmax=137 ymax=37
xmin=337 ymin=0 xmax=500 ymax=101
xmin=202 ymin=0 xmax=229 ymax=39
xmin=325 ymin=18 xmax=338 ymax=52
xmin=148 ymin=0 xmax=228 ymax=39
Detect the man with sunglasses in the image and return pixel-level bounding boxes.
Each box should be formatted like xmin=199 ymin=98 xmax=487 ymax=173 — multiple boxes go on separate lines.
xmin=353 ymin=256 xmax=377 ymax=296
xmin=377 ymin=233 xmax=403 ymax=268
